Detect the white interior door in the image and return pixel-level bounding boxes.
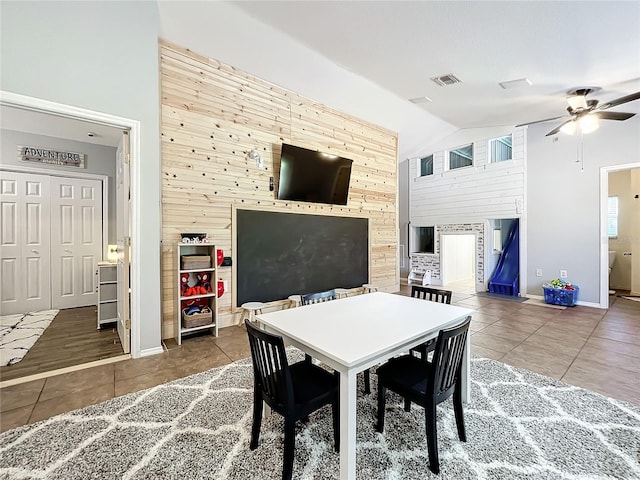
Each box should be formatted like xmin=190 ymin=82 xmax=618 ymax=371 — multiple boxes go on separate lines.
xmin=0 ymin=171 xmax=51 ymax=315
xmin=116 ymin=131 xmax=131 ymax=353
xmin=50 ymin=177 xmax=102 ymax=309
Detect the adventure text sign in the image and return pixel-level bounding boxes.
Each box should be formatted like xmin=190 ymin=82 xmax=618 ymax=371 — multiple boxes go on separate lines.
xmin=18 ymin=146 xmax=85 ymax=168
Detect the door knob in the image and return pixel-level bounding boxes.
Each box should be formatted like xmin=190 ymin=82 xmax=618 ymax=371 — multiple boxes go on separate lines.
xmin=31 ymin=249 xmax=39 ymax=254
xmin=64 ymin=249 xmax=72 ymax=253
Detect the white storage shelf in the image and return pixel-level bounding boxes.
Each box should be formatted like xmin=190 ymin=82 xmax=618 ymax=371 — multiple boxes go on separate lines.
xmin=176 ymin=242 xmax=218 ymax=344
xmin=97 ymin=262 xmax=118 ymax=328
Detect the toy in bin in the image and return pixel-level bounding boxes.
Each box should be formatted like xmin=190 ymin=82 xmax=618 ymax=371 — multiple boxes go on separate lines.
xmin=542 ymin=278 xmax=579 ymax=307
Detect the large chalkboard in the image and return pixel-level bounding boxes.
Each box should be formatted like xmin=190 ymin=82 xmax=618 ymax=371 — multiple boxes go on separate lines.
xmin=236 ymin=209 xmax=369 ymax=306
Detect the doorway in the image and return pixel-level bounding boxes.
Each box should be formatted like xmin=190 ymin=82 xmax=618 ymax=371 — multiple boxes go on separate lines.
xmin=603 ymin=166 xmax=640 ymax=305
xmin=441 ymin=234 xmax=475 ymax=290
xmin=0 ymin=94 xmax=137 ymax=382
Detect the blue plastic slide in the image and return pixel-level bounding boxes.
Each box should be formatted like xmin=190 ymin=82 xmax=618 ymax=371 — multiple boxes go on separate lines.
xmin=489 ymin=219 xmax=519 ymax=296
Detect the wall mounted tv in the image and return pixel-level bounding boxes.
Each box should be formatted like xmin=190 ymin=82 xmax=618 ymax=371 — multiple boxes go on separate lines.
xmin=277 ymin=143 xmax=354 ymax=205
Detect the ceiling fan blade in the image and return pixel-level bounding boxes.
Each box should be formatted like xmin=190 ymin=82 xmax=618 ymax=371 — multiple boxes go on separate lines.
xmin=595 ymin=111 xmax=636 ymax=121
xmin=597 ymin=91 xmax=640 ymax=110
xmin=545 ymin=119 xmax=574 ymax=136
xmin=515 ymin=115 xmax=566 ymax=128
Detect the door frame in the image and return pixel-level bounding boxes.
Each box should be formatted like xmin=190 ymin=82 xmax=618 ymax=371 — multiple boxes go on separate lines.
xmin=600 ymin=161 xmax=640 ymax=308
xmin=1 ymin=91 xmax=142 ymax=358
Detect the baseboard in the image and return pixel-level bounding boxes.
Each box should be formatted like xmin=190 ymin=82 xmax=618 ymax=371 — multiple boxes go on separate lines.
xmin=526 ymin=293 xmax=603 ymax=309
xmin=139 ymin=346 xmax=164 ymax=357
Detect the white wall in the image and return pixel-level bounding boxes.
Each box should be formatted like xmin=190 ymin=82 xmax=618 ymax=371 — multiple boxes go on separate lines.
xmin=1 ymin=1 xmax=162 ymax=352
xmin=409 ymin=127 xmax=525 ymax=225
xmin=1 ymin=130 xmax=117 ymax=244
xmin=526 ymin=116 xmax=640 ymax=304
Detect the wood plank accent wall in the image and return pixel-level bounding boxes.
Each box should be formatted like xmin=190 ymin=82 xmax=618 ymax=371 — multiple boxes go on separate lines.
xmin=160 ymin=41 xmax=398 ymax=338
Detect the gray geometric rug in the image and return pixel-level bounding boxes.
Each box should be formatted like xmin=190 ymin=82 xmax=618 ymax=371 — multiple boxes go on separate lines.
xmin=1 ymin=352 xmax=639 ymax=479
xmin=0 ymin=310 xmax=59 ymax=366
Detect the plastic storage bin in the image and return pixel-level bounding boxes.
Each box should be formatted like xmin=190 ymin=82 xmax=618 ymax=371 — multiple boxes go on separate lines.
xmin=543 ymin=286 xmax=579 ymax=307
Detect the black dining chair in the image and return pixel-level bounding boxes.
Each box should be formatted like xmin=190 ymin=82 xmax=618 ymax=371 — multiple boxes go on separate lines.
xmin=297 ymin=289 xmax=338 ymax=364
xmin=409 ymin=286 xmax=453 ymax=361
xmin=301 ymin=289 xmax=371 ymax=395
xmin=245 ymin=320 xmax=339 ymax=480
xmin=301 ymin=289 xmax=337 ymax=305
xmin=375 ymin=316 xmax=471 ymax=474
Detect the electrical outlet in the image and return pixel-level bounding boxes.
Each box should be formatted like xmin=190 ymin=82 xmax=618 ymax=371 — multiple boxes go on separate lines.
xmin=536 ymin=269 xmax=542 ymax=277
xmin=560 ymin=270 xmax=567 ymax=279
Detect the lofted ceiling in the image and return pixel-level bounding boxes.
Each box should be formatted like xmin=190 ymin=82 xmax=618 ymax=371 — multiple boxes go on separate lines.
xmin=3 ymin=2 xmax=638 ymax=159
xmin=158 ymin=1 xmax=640 ymax=158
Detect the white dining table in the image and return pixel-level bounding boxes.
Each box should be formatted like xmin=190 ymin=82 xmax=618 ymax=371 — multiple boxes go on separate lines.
xmin=257 ymin=291 xmax=474 ymax=480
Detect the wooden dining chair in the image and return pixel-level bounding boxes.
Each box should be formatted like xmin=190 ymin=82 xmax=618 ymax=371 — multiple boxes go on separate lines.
xmin=409 ymin=286 xmax=453 ymax=361
xmin=245 ymin=320 xmax=339 ymax=480
xmin=375 ymin=316 xmax=471 ymax=474
xmin=301 ymin=289 xmax=371 ymax=395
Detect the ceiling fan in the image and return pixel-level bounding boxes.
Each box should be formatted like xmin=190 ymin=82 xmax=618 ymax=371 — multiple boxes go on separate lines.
xmin=516 ymin=88 xmax=640 ymax=136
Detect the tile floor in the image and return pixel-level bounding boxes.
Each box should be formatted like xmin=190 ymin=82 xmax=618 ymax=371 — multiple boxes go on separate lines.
xmin=1 ymin=284 xmax=639 ymax=433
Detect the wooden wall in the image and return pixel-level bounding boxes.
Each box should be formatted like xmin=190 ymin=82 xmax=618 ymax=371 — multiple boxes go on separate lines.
xmin=160 ymin=41 xmax=399 ymax=338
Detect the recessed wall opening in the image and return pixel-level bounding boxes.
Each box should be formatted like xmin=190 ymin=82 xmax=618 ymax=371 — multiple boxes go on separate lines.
xmin=440 ymin=234 xmax=475 ymax=289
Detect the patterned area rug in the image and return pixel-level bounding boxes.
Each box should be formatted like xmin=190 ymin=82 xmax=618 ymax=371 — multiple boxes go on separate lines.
xmin=1 ymin=352 xmax=639 ymax=479
xmin=0 ymin=310 xmax=59 ymax=366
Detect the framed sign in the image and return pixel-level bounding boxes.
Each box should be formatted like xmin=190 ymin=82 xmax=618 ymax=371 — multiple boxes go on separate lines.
xmin=18 ymin=146 xmax=85 ymax=168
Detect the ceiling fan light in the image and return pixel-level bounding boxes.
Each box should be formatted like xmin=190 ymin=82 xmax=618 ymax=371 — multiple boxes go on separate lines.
xmin=579 ymin=114 xmax=599 ymax=134
xmin=560 ymin=120 xmax=577 ymax=135
xmin=567 ymin=95 xmax=588 ymax=111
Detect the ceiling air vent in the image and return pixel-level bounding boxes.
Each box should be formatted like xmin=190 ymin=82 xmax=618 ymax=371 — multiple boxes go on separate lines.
xmin=430 ymin=74 xmax=462 ymax=87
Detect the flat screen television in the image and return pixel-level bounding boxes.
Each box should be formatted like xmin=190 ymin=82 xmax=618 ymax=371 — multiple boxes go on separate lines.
xmin=277 ymin=143 xmax=353 ymax=205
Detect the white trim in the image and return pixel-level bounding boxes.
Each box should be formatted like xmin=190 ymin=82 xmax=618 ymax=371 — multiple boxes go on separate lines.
xmin=0 ymin=354 xmax=130 ymax=389
xmin=439 ymin=231 xmax=479 ymax=291
xmin=139 ymin=346 xmax=165 ymax=357
xmin=600 ymin=162 xmax=640 ymax=308
xmin=526 ymin=293 xmax=604 ymax=309
xmin=1 ymin=90 xmax=143 ymax=359
xmin=0 ymin=164 xmax=110 ymax=259
xmin=520 ymin=127 xmax=528 ymax=297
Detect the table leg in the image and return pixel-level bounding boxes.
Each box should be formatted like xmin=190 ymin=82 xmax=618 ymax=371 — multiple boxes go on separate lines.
xmin=339 ymin=369 xmax=357 ymax=480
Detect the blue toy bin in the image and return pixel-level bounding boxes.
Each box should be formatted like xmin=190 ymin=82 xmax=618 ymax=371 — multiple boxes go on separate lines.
xmin=543 ymin=285 xmax=579 ymax=307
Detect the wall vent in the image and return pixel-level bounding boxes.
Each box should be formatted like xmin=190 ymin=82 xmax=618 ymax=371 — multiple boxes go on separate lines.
xmin=431 ymin=74 xmax=462 ymax=86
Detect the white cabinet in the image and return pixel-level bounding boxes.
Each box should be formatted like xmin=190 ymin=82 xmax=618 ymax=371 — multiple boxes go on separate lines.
xmin=97 ymin=262 xmax=117 ymax=328
xmin=176 ymin=243 xmax=218 ymax=344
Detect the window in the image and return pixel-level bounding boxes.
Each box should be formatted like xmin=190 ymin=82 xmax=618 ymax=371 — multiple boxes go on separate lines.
xmin=493 ymin=228 xmax=502 ymax=252
xmin=411 ymin=226 xmax=435 ymax=254
xmin=419 ymin=155 xmax=433 ymax=177
xmin=448 ymin=144 xmax=473 ymax=170
xmin=489 ymin=135 xmax=512 ymax=163
xmin=608 ymin=196 xmax=618 ymax=238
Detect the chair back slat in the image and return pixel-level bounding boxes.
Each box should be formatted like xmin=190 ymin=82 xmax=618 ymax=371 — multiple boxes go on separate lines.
xmin=301 ymin=289 xmax=337 ymax=305
xmin=245 ymin=320 xmax=294 ymax=409
xmin=411 ymin=285 xmax=452 ymax=304
xmin=429 ymin=316 xmax=471 ymax=402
